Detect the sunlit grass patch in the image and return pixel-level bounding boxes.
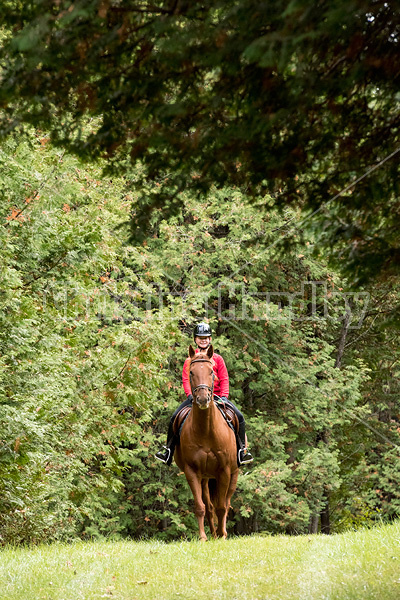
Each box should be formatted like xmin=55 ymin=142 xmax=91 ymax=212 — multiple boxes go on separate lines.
xmin=1 ymin=521 xmax=400 ymax=600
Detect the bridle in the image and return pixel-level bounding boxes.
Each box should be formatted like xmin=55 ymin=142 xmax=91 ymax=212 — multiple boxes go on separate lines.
xmin=189 ymin=357 xmax=215 ymax=405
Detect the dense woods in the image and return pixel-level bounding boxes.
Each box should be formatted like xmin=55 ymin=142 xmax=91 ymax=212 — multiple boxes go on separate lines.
xmin=1 ymin=130 xmax=399 ymax=544
xmin=1 ymin=0 xmax=399 ymax=546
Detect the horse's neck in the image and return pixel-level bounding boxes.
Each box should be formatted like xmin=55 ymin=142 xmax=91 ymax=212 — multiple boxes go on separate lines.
xmin=191 ymin=401 xmax=218 ymax=435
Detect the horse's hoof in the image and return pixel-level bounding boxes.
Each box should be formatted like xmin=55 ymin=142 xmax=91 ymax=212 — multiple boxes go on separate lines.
xmin=217 ymin=532 xmax=227 ymax=539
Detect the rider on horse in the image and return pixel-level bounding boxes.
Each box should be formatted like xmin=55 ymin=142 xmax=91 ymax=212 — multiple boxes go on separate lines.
xmin=155 ymin=322 xmax=254 ymax=466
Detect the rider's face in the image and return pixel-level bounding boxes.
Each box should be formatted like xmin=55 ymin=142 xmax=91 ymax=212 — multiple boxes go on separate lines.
xmin=195 ymin=336 xmax=211 ymax=349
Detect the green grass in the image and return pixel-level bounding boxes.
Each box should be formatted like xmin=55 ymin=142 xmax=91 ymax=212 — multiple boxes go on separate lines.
xmin=1 ymin=522 xmax=400 ymax=600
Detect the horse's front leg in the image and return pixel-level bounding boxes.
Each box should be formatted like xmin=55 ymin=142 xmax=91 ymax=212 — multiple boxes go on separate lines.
xmin=202 ymin=479 xmax=217 ymax=539
xmin=184 ymin=466 xmax=207 ymax=541
xmin=226 ymin=470 xmax=239 ymax=514
xmin=215 ymin=470 xmax=231 ymax=539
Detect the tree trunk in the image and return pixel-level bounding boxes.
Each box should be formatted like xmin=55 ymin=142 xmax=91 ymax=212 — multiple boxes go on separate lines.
xmin=320 ymin=494 xmax=330 ymax=534
xmin=317 ymin=300 xmax=353 ymax=533
xmin=335 ymin=298 xmax=353 ymax=369
xmin=309 ymin=513 xmax=319 ymax=534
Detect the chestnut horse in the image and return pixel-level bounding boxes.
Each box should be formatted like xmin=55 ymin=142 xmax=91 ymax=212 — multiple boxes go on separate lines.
xmin=174 ymin=344 xmax=239 ymax=541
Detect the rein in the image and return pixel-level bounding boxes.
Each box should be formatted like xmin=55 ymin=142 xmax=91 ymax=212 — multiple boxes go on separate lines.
xmin=189 ymin=357 xmax=215 ymax=401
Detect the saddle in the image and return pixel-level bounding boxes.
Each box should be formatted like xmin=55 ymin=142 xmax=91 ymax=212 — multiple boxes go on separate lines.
xmin=173 ymin=400 xmax=239 ymax=437
xmin=173 ymin=405 xmax=192 ymax=436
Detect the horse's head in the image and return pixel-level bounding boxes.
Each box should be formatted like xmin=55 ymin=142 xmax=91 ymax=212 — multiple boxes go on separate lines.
xmin=188 ymin=344 xmax=214 ymax=409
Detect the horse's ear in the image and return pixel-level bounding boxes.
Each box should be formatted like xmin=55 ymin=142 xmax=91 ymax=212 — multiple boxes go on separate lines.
xmin=189 ymin=345 xmax=196 ymax=358
xmin=207 ymin=344 xmax=214 ymax=358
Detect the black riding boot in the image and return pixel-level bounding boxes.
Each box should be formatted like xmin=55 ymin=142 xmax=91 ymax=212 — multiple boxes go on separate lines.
xmin=237 ymin=421 xmax=254 ymax=466
xmin=155 ymin=396 xmax=193 ymax=466
xmin=155 ymin=420 xmax=177 ymax=466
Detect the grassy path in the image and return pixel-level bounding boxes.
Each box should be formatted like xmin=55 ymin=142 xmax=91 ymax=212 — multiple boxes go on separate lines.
xmin=1 ymin=522 xmax=400 ymax=600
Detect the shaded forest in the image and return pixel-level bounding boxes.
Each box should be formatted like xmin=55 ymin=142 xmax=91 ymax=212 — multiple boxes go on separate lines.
xmin=1 ymin=0 xmax=400 ymax=545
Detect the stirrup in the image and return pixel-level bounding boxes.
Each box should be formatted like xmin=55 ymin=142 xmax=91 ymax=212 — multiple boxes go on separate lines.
xmin=155 ymin=446 xmax=172 ymax=465
xmin=238 ymin=448 xmax=254 ymax=466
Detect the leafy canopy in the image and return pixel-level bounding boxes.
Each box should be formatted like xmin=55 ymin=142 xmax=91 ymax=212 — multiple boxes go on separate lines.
xmin=0 ymin=1 xmax=400 ymax=280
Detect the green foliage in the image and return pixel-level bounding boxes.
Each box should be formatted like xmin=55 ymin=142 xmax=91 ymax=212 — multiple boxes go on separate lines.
xmin=0 ymin=128 xmax=399 ymax=544
xmin=0 ymin=2 xmax=399 ymax=280
xmin=0 ymin=130 xmax=171 ymax=543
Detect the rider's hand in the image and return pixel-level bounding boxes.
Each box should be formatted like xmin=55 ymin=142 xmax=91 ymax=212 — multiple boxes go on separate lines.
xmin=220 ymin=396 xmax=228 ymax=403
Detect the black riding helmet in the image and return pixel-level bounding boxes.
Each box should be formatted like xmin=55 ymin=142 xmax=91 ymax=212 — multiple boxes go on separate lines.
xmin=193 ymin=322 xmax=212 ymax=338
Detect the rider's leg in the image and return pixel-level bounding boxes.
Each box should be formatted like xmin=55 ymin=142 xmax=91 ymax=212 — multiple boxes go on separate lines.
xmin=155 ymin=396 xmax=193 ymax=465
xmin=221 ymin=398 xmax=254 ymax=465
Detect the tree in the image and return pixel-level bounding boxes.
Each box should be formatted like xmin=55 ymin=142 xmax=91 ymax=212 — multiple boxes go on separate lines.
xmin=2 ymin=126 xmax=399 ymax=543
xmin=0 ymin=130 xmax=172 ymax=543
xmin=330 ymin=276 xmax=400 ymax=531
xmin=0 ymin=1 xmax=399 ymax=280
xmin=126 ymin=187 xmax=370 ymax=535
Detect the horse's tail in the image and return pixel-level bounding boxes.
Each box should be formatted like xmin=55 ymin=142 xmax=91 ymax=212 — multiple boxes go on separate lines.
xmin=208 ymin=478 xmax=217 ymax=504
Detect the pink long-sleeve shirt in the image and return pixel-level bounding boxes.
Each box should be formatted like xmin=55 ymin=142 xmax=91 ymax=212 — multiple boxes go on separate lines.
xmin=182 ymin=349 xmax=229 ymax=398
